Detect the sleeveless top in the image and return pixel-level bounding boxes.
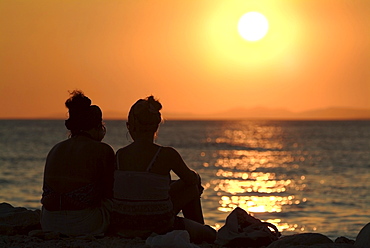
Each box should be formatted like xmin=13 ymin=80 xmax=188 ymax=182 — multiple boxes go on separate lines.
xmin=112 ymin=147 xmax=173 ymax=217
xmin=41 ymin=182 xmax=101 ymax=211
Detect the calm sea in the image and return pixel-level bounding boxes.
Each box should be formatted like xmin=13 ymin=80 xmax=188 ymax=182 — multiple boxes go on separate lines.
xmin=0 ymin=120 xmax=369 ymax=239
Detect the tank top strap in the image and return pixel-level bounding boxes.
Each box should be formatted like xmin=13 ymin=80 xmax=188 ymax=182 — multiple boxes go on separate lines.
xmin=116 ymin=154 xmax=121 ymax=170
xmin=146 ymin=146 xmax=162 ymax=172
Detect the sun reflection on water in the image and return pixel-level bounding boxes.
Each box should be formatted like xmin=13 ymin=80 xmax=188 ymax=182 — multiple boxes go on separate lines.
xmin=214 ymin=170 xmax=298 ymax=214
xmin=212 ymin=164 xmax=305 ymax=233
xmin=217 ymin=195 xmax=304 ymax=213
xmin=212 ymin=124 xmax=285 ymax=150
xmin=215 ymin=150 xmax=297 ymax=171
xmin=209 ymin=124 xmax=307 ymax=234
xmin=214 ymin=170 xmax=291 ymax=194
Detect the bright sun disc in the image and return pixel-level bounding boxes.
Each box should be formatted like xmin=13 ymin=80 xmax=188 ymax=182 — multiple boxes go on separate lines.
xmin=238 ymin=12 xmax=269 ymax=41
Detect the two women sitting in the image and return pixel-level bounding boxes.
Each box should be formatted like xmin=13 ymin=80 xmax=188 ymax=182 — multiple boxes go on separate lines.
xmin=40 ymin=91 xmax=216 ymax=243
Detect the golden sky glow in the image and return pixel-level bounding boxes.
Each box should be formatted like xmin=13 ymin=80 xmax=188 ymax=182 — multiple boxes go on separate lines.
xmin=0 ymin=0 xmax=369 ymax=119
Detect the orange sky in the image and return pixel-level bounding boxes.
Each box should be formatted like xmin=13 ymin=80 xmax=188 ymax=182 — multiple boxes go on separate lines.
xmin=0 ymin=0 xmax=369 ymax=119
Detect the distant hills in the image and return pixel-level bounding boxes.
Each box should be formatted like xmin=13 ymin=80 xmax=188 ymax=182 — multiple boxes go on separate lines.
xmin=293 ymin=107 xmax=370 ymax=120
xmin=161 ymin=107 xmax=370 ymax=120
xmin=12 ymin=106 xmax=369 ymax=120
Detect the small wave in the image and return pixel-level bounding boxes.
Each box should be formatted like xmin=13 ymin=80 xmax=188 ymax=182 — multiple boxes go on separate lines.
xmin=172 ymin=141 xmax=282 ymax=152
xmin=205 ymin=141 xmax=283 ymax=151
xmin=0 ymin=178 xmax=11 ymax=185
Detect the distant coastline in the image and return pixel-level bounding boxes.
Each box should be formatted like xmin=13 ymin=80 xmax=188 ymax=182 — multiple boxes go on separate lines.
xmin=1 ymin=107 xmax=370 ymax=120
xmin=61 ymin=106 xmax=370 ymax=120
xmin=195 ymin=106 xmax=370 ymax=121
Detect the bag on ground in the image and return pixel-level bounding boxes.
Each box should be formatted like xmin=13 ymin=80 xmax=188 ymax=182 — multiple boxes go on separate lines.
xmin=216 ymin=207 xmax=280 ymax=247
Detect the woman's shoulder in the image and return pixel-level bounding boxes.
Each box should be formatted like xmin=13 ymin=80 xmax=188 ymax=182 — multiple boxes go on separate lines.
xmin=98 ymin=141 xmax=114 ymax=150
xmin=98 ymin=141 xmax=115 ymax=154
xmin=79 ymin=137 xmax=114 ymax=152
xmin=116 ymin=144 xmax=133 ymax=154
xmin=159 ymin=145 xmax=175 ymax=152
xmin=48 ymin=138 xmax=71 ymax=152
xmin=158 ymin=146 xmax=182 ymax=159
xmin=78 ymin=137 xmax=115 ymax=155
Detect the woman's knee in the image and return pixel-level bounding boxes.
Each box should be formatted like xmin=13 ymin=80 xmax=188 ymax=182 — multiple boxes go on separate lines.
xmin=183 ymin=218 xmax=216 ymax=244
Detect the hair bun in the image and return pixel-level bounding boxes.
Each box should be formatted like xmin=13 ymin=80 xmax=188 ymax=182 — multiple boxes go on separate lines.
xmin=128 ymin=95 xmax=162 ymax=132
xmin=147 ymin=95 xmax=162 ymax=113
xmin=64 ymin=90 xmax=102 ymax=133
xmin=65 ymin=90 xmax=91 ymax=112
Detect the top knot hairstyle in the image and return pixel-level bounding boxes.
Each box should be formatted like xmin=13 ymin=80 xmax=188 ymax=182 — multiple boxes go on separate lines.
xmin=65 ymin=90 xmax=103 ymax=136
xmin=128 ymin=96 xmax=162 ymax=132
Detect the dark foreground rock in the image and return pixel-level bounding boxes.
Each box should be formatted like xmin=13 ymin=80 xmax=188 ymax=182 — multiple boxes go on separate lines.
xmin=265 ymin=233 xmax=357 ymax=248
xmin=265 ymin=233 xmax=333 ymax=247
xmin=1 ymin=202 xmax=368 ymax=248
xmin=0 ymin=203 xmax=41 ymax=235
xmin=0 ymin=234 xmax=150 ymax=248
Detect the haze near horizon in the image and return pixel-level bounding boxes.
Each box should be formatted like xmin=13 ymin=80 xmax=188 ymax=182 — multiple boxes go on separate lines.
xmin=1 ymin=1 xmax=369 ymax=119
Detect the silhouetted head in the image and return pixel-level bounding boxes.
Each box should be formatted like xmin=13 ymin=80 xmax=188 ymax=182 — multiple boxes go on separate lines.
xmin=127 ymin=96 xmax=162 ymax=133
xmin=65 ymin=90 xmax=103 ymax=136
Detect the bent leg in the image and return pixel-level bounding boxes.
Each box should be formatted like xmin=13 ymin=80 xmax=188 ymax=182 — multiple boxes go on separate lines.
xmin=169 ymin=179 xmax=204 ymax=224
xmin=182 ymin=218 xmax=216 ymax=244
xmin=182 ymin=196 xmax=204 ymax=224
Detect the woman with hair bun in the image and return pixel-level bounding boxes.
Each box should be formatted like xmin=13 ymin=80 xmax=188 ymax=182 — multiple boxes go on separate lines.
xmin=110 ymin=96 xmax=216 ymax=243
xmin=40 ymin=90 xmax=115 ymax=236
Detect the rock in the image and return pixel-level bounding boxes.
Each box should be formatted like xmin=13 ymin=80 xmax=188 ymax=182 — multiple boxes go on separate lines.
xmin=28 ymin=229 xmax=45 ymax=238
xmin=355 ymin=222 xmax=370 ymax=248
xmin=335 ymin=236 xmax=355 ymax=244
xmin=267 ymin=244 xmax=354 ymax=248
xmin=266 ymin=233 xmax=333 ymax=248
xmin=146 ymin=230 xmax=200 ymax=248
xmin=28 ymin=229 xmax=61 ymax=240
xmin=0 ymin=202 xmax=41 ymax=235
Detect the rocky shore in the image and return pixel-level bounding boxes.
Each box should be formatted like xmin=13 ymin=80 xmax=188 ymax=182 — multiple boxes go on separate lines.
xmin=1 ymin=203 xmax=369 ymax=248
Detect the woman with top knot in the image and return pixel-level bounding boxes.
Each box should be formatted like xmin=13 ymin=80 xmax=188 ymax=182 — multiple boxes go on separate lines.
xmin=41 ymin=90 xmax=115 ymax=236
xmin=110 ymin=96 xmax=216 ymax=243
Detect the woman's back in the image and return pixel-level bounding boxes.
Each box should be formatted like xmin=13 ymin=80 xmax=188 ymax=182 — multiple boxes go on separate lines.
xmin=44 ymin=134 xmax=114 ymax=193
xmin=116 ymin=143 xmax=198 ymax=184
xmin=111 ymin=145 xmax=175 ymax=237
xmin=42 ymin=134 xmax=114 ymax=211
xmin=114 ymin=145 xmax=170 ymax=200
xmin=114 ymin=171 xmax=170 ymax=201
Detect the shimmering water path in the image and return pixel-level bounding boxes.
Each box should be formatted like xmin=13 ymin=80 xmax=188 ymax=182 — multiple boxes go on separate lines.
xmin=0 ymin=120 xmax=369 ymax=239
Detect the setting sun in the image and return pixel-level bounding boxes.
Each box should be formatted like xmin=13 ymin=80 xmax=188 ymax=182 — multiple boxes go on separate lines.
xmin=238 ymin=12 xmax=269 ymax=41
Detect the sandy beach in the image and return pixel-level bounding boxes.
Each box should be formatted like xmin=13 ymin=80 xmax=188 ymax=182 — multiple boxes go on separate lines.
xmin=0 ymin=233 xmax=359 ymax=248
xmin=1 ymin=202 xmax=368 ymax=248
xmin=0 ymin=232 xmax=360 ymax=248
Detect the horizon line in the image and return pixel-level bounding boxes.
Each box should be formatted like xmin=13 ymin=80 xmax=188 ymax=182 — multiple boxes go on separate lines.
xmin=1 ymin=117 xmax=370 ymax=121
xmin=1 ymin=106 xmax=369 ymax=121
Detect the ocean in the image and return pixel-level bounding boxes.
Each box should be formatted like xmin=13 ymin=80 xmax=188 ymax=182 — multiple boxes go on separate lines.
xmin=0 ymin=119 xmax=369 ymax=240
